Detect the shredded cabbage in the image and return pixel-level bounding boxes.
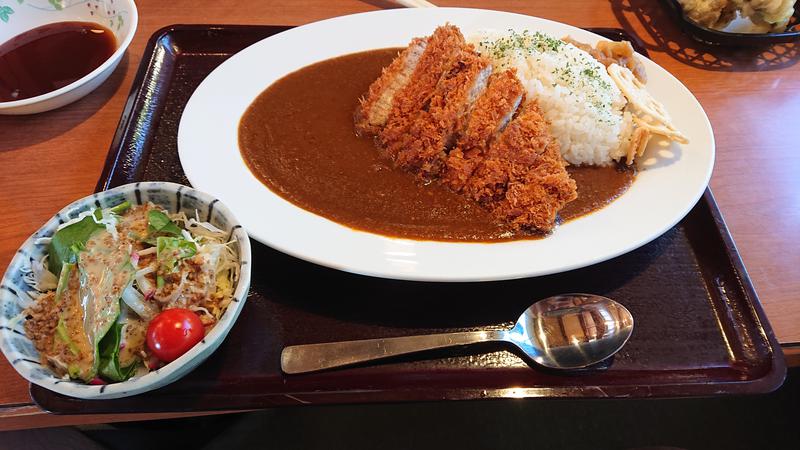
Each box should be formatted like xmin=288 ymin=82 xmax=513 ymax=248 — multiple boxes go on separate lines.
xmin=22 ymin=254 xmax=58 ymax=291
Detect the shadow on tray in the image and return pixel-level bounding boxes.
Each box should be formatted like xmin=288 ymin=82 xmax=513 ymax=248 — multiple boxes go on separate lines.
xmin=249 ymin=225 xmax=677 ymax=330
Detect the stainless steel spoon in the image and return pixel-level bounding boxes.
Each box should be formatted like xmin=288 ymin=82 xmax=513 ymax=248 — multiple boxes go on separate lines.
xmin=281 ymin=293 xmax=634 ymax=374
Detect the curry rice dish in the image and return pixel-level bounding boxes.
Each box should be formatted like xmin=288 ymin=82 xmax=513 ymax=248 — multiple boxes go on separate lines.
xmin=239 ymin=24 xmax=686 ymax=240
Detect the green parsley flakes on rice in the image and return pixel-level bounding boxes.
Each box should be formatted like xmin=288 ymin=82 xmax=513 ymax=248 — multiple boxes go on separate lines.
xmin=469 ymin=30 xmax=637 ymax=166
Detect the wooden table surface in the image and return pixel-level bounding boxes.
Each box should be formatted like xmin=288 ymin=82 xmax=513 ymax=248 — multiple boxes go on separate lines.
xmin=1 ymin=0 xmax=798 ymax=430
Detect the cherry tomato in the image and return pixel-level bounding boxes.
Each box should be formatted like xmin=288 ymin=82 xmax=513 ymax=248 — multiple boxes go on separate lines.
xmin=146 ymin=308 xmax=205 ymax=362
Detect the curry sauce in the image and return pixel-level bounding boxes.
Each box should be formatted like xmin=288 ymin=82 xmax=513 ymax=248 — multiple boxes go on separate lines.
xmin=238 ymin=49 xmax=635 ymax=242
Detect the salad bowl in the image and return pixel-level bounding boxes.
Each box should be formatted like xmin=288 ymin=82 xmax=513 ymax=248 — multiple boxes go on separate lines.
xmin=0 ymin=182 xmax=252 ymax=399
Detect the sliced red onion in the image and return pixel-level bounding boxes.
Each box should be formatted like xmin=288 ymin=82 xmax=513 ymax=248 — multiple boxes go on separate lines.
xmin=121 ymin=285 xmax=158 ymax=321
xmin=136 ymin=272 xmax=155 ymax=298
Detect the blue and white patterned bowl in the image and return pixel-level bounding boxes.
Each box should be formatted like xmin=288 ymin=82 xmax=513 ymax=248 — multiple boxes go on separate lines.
xmin=0 ymin=182 xmax=252 ymax=399
xmin=0 ymin=0 xmax=138 ymax=115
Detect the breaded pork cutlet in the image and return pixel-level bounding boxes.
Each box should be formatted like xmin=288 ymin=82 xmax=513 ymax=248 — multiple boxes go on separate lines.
xmin=354 ymin=24 xmax=578 ymax=233
xmin=442 ymin=70 xmax=524 ymax=193
xmin=354 ymin=37 xmax=427 ymax=135
xmin=383 ymin=49 xmax=492 ymax=178
xmin=378 ymin=25 xmax=466 ymax=159
xmin=465 ymin=102 xmax=577 ymax=232
xmin=386 ymin=24 xmax=466 ymax=121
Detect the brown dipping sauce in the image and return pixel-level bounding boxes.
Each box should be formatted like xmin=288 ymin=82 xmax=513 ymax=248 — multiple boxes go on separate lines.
xmin=238 ymin=48 xmax=635 ymax=242
xmin=0 ymin=22 xmax=116 ymax=102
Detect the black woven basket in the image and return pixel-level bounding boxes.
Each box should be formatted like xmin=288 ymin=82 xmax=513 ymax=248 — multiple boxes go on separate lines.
xmin=663 ymin=0 xmax=800 ymax=46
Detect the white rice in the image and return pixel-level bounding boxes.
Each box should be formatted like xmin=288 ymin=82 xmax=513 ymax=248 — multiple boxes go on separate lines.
xmin=469 ymin=30 xmax=632 ymax=166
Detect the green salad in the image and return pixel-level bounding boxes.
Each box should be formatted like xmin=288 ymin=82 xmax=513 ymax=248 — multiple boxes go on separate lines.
xmin=20 ymin=202 xmax=239 ymax=384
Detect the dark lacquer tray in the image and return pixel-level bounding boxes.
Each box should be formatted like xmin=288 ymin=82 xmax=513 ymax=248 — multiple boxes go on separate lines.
xmin=32 ymin=25 xmax=785 ymax=414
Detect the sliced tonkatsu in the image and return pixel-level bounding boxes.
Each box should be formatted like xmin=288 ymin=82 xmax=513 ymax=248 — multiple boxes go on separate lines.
xmin=442 ymin=70 xmax=525 ymax=193
xmin=354 ymin=24 xmax=577 ymax=233
xmin=354 ymin=24 xmax=468 ymax=137
xmin=384 ymin=24 xmax=467 ymax=122
xmin=383 ymin=49 xmax=492 ymax=178
xmin=464 ymin=103 xmax=577 ymax=232
xmin=377 ymin=25 xmax=468 ymax=168
xmin=354 ymin=37 xmax=427 ymax=135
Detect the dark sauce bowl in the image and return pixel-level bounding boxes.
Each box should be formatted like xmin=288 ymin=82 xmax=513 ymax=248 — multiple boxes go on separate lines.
xmin=0 ymin=0 xmax=138 ymax=115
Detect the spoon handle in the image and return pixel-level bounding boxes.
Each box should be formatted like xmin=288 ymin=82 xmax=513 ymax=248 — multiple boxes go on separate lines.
xmin=281 ymin=330 xmax=505 ymax=374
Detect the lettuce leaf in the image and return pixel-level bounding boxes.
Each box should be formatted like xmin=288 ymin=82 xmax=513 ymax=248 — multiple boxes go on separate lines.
xmin=77 ymin=256 xmax=135 ymax=382
xmin=47 ymin=201 xmax=131 ymax=276
xmin=98 ymin=320 xmax=138 ymax=382
xmin=156 ymin=236 xmax=197 ymax=270
xmin=48 ymin=211 xmax=104 ymax=275
xmin=148 ymin=210 xmax=182 ymax=237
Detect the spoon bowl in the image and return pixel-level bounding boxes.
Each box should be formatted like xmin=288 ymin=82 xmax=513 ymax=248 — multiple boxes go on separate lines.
xmin=506 ymin=294 xmax=634 ymax=369
xmin=281 ymin=293 xmax=634 ymax=374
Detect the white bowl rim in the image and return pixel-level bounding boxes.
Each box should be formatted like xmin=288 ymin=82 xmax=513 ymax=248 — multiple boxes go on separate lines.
xmin=0 ymin=181 xmax=252 ymax=399
xmin=0 ymin=0 xmax=139 ymax=110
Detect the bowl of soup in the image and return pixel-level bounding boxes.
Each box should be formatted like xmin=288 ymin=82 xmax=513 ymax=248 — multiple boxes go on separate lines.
xmin=0 ymin=0 xmax=138 ymax=115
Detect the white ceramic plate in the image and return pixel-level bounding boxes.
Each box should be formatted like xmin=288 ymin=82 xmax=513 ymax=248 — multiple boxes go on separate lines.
xmin=178 ymin=7 xmax=714 ymax=282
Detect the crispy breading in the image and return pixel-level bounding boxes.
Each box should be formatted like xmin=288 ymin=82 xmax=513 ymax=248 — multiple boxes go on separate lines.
xmin=384 ymin=50 xmax=492 ymax=178
xmin=442 ymin=70 xmax=525 ymax=193
xmin=465 ymin=102 xmax=577 ymax=232
xmin=377 ymin=25 xmax=467 ymax=165
xmin=387 ymin=24 xmax=466 ymax=121
xmin=354 ymin=37 xmax=427 ymax=135
xmin=678 ymin=0 xmax=738 ymax=29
